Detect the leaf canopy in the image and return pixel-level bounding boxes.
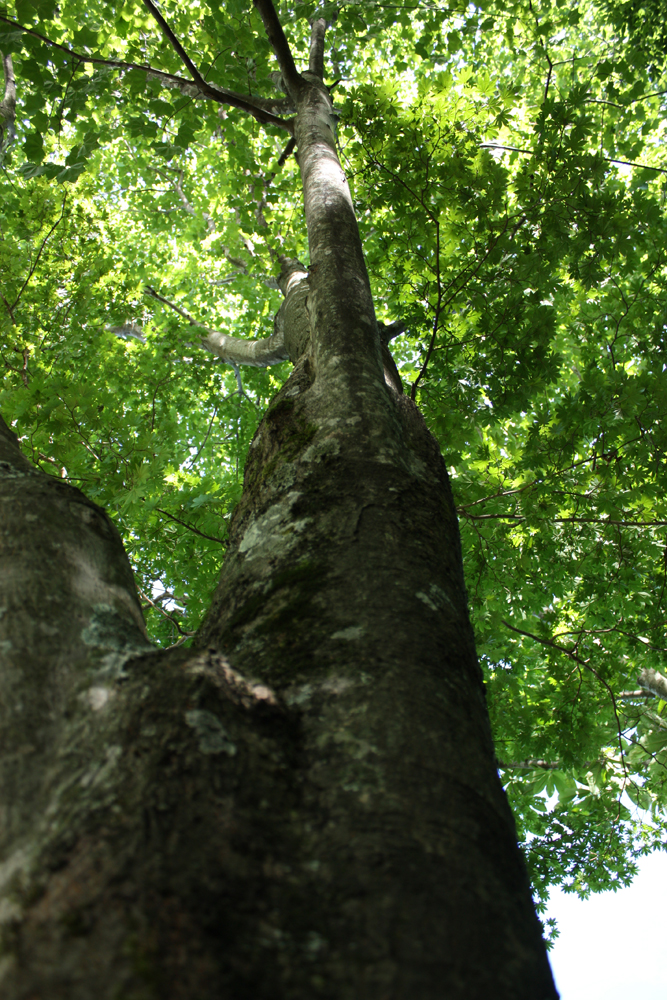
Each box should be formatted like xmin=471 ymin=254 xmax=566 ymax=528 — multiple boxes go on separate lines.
xmin=2 ymin=0 xmax=667 ymax=930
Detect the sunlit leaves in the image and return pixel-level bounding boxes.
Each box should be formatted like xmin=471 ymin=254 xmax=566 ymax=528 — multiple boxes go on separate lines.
xmin=1 ymin=0 xmax=667 ymax=906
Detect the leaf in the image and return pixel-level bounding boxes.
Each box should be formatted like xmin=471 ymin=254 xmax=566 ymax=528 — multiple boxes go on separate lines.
xmin=24 ymin=132 xmax=45 ymax=163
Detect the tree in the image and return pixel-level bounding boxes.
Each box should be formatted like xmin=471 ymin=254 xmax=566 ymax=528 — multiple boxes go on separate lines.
xmin=1 ymin=0 xmax=666 ymax=995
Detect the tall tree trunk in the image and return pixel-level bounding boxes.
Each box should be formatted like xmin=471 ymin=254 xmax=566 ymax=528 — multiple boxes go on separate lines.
xmin=0 ymin=68 xmax=557 ymax=1000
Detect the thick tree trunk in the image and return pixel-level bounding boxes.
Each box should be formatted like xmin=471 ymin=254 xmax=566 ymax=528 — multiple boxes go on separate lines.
xmin=0 ymin=70 xmax=557 ymax=1000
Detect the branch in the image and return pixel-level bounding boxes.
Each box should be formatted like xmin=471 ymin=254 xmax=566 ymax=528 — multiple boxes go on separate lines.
xmin=0 ymin=50 xmax=16 ymax=118
xmin=9 ymin=195 xmax=67 ymax=314
xmin=144 ymin=286 xmax=199 ymax=324
xmin=459 ymin=511 xmax=667 ymax=528
xmin=638 ymin=668 xmax=667 ymax=701
xmin=1 ymin=292 xmax=15 ymax=324
xmin=378 ymin=319 xmax=406 ymax=344
xmin=154 ymin=508 xmax=226 ymax=545
xmin=0 ymin=15 xmax=293 ymax=132
xmin=308 ymin=18 xmax=327 ymax=79
xmin=201 ymin=327 xmax=289 ymax=368
xmin=278 ymin=135 xmax=297 ymax=167
xmin=502 ymin=619 xmax=628 ymax=779
xmin=499 ymin=759 xmax=566 ymax=770
xmin=252 ymin=0 xmax=303 ymax=100
xmin=0 ymin=50 xmax=16 ymax=151
xmin=138 ymin=587 xmax=195 ymax=637
xmin=480 ymin=143 xmax=667 ymax=176
xmin=144 ymin=286 xmax=289 ymax=368
xmin=141 ymin=0 xmax=203 ymax=86
xmin=148 ymin=165 xmax=215 ymax=233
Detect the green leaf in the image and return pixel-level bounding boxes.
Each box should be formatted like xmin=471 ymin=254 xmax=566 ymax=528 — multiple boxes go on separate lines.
xmin=24 ymin=132 xmax=45 ymax=163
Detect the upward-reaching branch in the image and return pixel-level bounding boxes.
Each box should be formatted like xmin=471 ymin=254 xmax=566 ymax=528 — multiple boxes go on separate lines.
xmin=252 ymin=0 xmax=303 ymax=100
xmin=140 ymin=0 xmax=295 ymax=130
xmin=141 ymin=0 xmax=202 ymax=84
xmin=308 ymin=18 xmax=327 ymax=80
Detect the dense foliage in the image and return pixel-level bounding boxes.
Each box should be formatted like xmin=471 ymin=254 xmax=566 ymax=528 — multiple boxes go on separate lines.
xmin=2 ymin=0 xmax=667 ymax=930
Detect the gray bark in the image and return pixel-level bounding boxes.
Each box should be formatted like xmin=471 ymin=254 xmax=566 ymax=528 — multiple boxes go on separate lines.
xmin=0 ymin=51 xmax=16 ymax=152
xmin=638 ymin=667 xmax=667 ymax=700
xmin=0 ymin=9 xmax=557 ymax=999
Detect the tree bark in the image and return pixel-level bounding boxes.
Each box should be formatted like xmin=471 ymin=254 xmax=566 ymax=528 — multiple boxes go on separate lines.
xmin=0 ymin=70 xmax=557 ymax=1000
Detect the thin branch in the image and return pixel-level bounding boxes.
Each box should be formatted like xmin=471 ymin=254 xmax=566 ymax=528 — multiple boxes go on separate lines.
xmin=155 ymin=507 xmax=226 ymax=545
xmin=148 ymin=166 xmax=215 ymax=233
xmin=606 ymin=157 xmax=667 ymax=175
xmin=1 ymin=292 xmax=15 ymax=323
xmin=411 ymin=220 xmax=442 ymax=399
xmin=230 ymin=362 xmax=244 ymax=396
xmin=459 ymin=511 xmax=667 ymax=528
xmin=480 ymin=143 xmax=667 ymax=175
xmin=410 ymin=216 xmax=514 ymax=398
xmin=252 ymin=0 xmax=303 ymax=100
xmin=9 ymin=195 xmax=67 ymax=314
xmin=584 ymin=98 xmax=624 ymax=109
xmin=457 ymin=435 xmax=643 ymax=512
xmin=138 ymin=587 xmax=194 ymax=637
xmin=498 ymin=759 xmax=581 ymax=770
xmin=630 ymin=88 xmax=667 ymax=104
xmin=543 ymin=52 xmax=553 ymax=104
xmin=308 ymin=17 xmax=327 ymax=80
xmin=502 ymin=619 xmax=628 ymax=781
xmin=144 ymin=285 xmax=198 ymax=324
xmin=0 ymin=14 xmax=293 ymax=132
xmin=185 ymin=404 xmax=219 ymax=467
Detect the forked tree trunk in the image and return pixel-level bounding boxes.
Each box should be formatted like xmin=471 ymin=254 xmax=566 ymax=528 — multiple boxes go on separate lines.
xmin=0 ymin=49 xmax=558 ymax=1000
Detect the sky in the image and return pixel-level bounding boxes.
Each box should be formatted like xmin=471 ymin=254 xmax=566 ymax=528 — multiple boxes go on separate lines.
xmin=545 ymin=849 xmax=667 ymax=1000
